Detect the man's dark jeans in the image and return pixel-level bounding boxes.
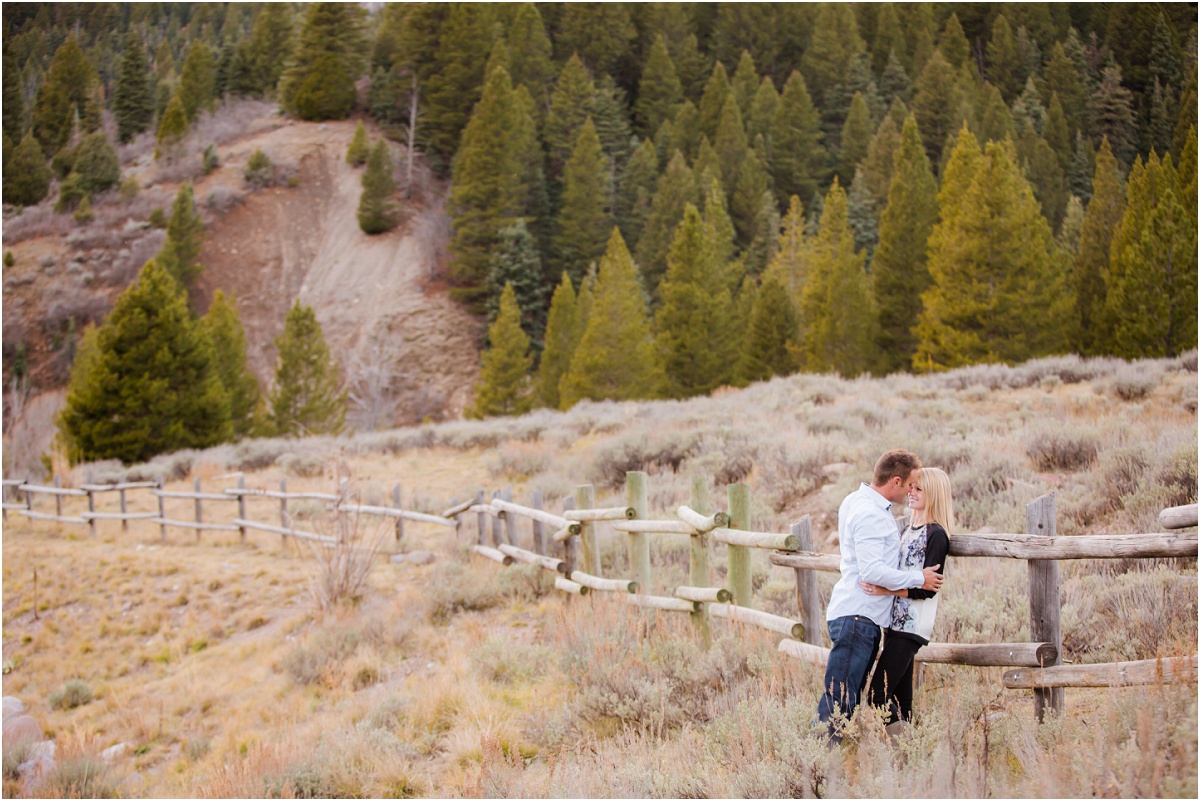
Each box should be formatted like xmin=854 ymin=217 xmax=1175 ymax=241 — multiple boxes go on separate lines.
xmin=817 ymin=615 xmax=882 ymax=740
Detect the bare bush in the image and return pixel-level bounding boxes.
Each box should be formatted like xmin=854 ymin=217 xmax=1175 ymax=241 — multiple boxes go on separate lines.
xmin=306 ymin=488 xmax=388 ymax=612
xmin=117 ymin=129 xmax=156 ymax=165
xmin=588 ymin=429 xmax=701 ymax=488
xmin=106 ymin=230 xmax=165 ymax=286
xmin=345 ymin=335 xmax=406 ymax=432
xmin=203 ymin=185 xmax=245 ymax=214
xmin=412 ymin=197 xmax=451 ymax=280
xmin=1 ymin=202 xmax=74 ymax=245
xmin=1025 ymin=425 xmax=1100 ymax=471
xmin=41 ymin=292 xmax=110 ymax=337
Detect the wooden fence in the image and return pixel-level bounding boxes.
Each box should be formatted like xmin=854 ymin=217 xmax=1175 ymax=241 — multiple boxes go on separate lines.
xmin=4 ymin=471 xmax=1196 ymax=721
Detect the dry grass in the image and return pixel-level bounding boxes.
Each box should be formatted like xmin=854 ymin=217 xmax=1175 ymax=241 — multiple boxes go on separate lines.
xmin=2 ymin=352 xmax=1196 ymax=797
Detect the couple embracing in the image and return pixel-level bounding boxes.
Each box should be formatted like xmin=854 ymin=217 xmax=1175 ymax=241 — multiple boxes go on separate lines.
xmin=817 ymin=449 xmax=956 ymax=744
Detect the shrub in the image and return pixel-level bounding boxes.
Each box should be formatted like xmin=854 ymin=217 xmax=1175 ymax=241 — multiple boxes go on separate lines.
xmin=1099 ymin=446 xmax=1152 ymax=505
xmin=54 ymin=173 xmax=87 ymax=212
xmin=1025 ymin=425 xmax=1099 ymax=471
xmin=3 ymin=251 xmax=13 ymax=267
xmin=346 ymin=121 xmax=370 ymax=166
xmin=204 ymin=185 xmax=243 ymax=213
xmin=425 ymin=563 xmax=502 ymax=624
xmin=280 ymin=626 xmax=364 ymax=686
xmin=1156 ymin=441 xmax=1198 ymax=508
xmin=307 ymin=503 xmax=388 ymax=612
xmin=73 ymin=194 xmax=94 ymax=223
xmin=3 ymin=133 xmax=51 ymax=206
xmin=40 ymin=754 xmax=117 ymax=799
xmin=72 ymin=131 xmax=121 ymax=195
xmin=48 ymin=678 xmax=93 ymax=709
xmin=277 ymin=451 xmax=325 ymax=478
xmin=202 ymin=143 xmax=220 ymax=174
xmin=589 ymin=430 xmax=701 ymax=488
xmin=244 ymin=148 xmax=273 ymax=187
xmin=119 ymin=176 xmax=140 ymax=201
xmin=148 ymin=207 xmax=167 ymax=228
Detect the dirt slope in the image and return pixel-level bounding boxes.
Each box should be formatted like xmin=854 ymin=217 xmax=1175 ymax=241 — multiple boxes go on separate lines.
xmin=195 ymin=119 xmax=481 ymax=425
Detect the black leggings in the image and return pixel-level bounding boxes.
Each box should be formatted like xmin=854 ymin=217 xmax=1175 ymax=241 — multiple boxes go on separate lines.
xmin=867 ymin=632 xmax=923 ymax=724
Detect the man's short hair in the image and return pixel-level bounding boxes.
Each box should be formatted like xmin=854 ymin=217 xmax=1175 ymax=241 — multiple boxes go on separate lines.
xmin=873 ymin=449 xmax=921 ymax=486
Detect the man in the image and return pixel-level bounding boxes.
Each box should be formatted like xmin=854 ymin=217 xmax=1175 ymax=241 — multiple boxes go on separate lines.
xmin=817 ymin=449 xmax=943 ymax=743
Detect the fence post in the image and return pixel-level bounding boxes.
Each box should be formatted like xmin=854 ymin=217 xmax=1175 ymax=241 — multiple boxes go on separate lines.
xmin=502 ymin=488 xmax=515 ymax=546
xmin=392 ymin=484 xmax=404 ymax=545
xmin=1027 ymin=493 xmax=1063 ymax=721
xmin=531 ymin=489 xmax=546 ymax=555
xmin=791 ymin=516 xmax=822 ymax=645
xmin=157 ymin=480 xmax=166 ymax=540
xmin=561 ymin=498 xmax=577 ymax=574
xmin=53 ymin=475 xmax=63 ymax=520
xmin=119 ymin=486 xmax=128 ymax=532
xmin=575 ymin=485 xmax=597 ymax=575
xmin=689 ymin=474 xmax=712 ymax=649
xmin=86 ymin=487 xmax=96 ymax=538
xmin=491 ymin=490 xmax=504 ymax=547
xmin=727 ymin=483 xmax=752 ymax=608
xmin=24 ymin=477 xmax=32 ymax=515
xmin=279 ymin=479 xmax=289 ymax=548
xmin=237 ymin=475 xmax=247 ymax=544
xmin=194 ymin=477 xmax=203 ymax=542
xmin=475 ymin=489 xmax=487 ymax=545
xmin=626 ymin=472 xmax=650 ymax=592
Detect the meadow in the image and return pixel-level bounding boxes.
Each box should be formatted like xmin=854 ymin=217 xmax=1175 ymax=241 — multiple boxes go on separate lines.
xmin=2 ymin=352 xmax=1197 ymax=798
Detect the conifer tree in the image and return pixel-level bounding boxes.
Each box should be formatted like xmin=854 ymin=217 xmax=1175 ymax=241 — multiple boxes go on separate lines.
xmin=358 ymin=138 xmax=398 ymax=234
xmin=32 ymin=35 xmax=97 ymax=155
xmin=1090 ymin=65 xmax=1137 ymax=166
xmin=714 ymin=94 xmax=749 ymax=190
xmin=1045 ymin=93 xmax=1072 ymax=171
xmin=3 ymin=134 xmax=51 ymax=207
xmin=697 ymin=62 xmax=732 ymax=144
xmin=732 ymin=141 xmax=771 ymax=250
xmin=422 ymin=4 xmax=491 ymax=168
xmin=1044 ymin=41 xmax=1088 ymax=137
xmin=824 ymin=54 xmax=882 ymax=146
xmin=674 ymin=33 xmax=711 ymax=102
xmin=801 ymin=2 xmax=864 ymax=109
xmin=1068 ymin=131 xmax=1096 ymax=202
xmin=938 ymin=13 xmax=971 ymax=71
xmin=772 ymin=70 xmax=826 ymax=206
xmin=544 ymin=55 xmax=597 ymax=178
xmin=1172 ymin=81 xmax=1197 ymax=157
xmin=469 ymin=283 xmax=533 ymax=418
xmin=1012 ymin=77 xmax=1047 ymax=134
xmin=58 ymin=260 xmax=231 ymax=464
xmin=487 ymin=221 xmax=548 ymax=348
xmin=872 ymin=115 xmax=938 ymax=373
xmin=1058 ymin=195 xmax=1085 ymax=256
xmin=635 ymin=150 xmax=699 ymax=295
xmin=560 ymin=230 xmax=664 ymax=406
xmin=668 ymin=101 xmax=702 ymax=164
xmin=1073 ymin=136 xmax=1125 ymax=356
xmin=978 ymin=82 xmax=1014 ymax=144
xmin=616 ymin=137 xmax=658 ymax=253
xmin=1147 ymin=78 xmax=1175 ymax=156
xmin=986 ymin=14 xmax=1021 ymax=102
xmin=797 ymin=179 xmax=875 ymax=377
xmin=860 ymin=99 xmax=907 ymax=203
xmin=346 ymin=120 xmax=370 ymax=166
xmin=764 ymin=195 xmax=809 ymax=305
xmin=535 ymin=273 xmax=579 ymax=409
xmin=1022 ymin=127 xmax=1068 ymax=231
xmin=179 ymin=40 xmax=216 ymax=121
xmin=556 ymin=3 xmax=636 ymax=79
xmin=242 ymin=2 xmax=294 ymax=96
xmin=507 ymin=3 xmax=555 ymax=109
xmin=846 ymin=169 xmax=878 ymax=262
xmin=736 ymin=275 xmax=799 ymax=386
xmin=269 ymin=301 xmax=347 ymax=437
xmin=591 ymin=75 xmax=632 ymax=176
xmin=201 ymin=290 xmax=262 ymax=439
xmin=114 ymin=33 xmax=154 ymax=143
xmin=838 ymin=92 xmax=874 ymax=184
xmin=2 ymin=48 xmax=23 ymax=143
xmin=156 ymin=181 xmax=205 ymax=289
xmin=636 ymin=35 xmax=683 ymax=138
xmin=693 ymin=137 xmax=722 ymax=192
xmin=745 ymin=188 xmax=782 ymax=277
xmin=551 ymin=118 xmax=613 ymax=286
xmin=155 ymin=92 xmax=189 ymax=159
xmin=700 ymin=177 xmax=739 ymax=290
xmin=879 ymin=50 xmax=914 ymax=108
xmin=912 ymin=50 xmax=961 ymax=167
xmin=71 ymin=131 xmax=120 ymax=197
xmin=904 ymin=4 xmax=938 ymax=76
xmin=871 ymin=4 xmax=908 ymax=76
xmin=747 ymin=76 xmax=779 ymax=146
xmin=279 ymin=2 xmax=367 ymax=121
xmin=915 ymin=140 xmax=1073 ymax=369
xmin=654 ymin=205 xmax=737 ymax=397
xmin=732 ymin=51 xmax=760 ymax=120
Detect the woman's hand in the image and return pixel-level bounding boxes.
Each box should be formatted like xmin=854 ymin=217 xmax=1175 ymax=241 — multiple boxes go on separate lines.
xmin=859 ymin=581 xmax=907 ymax=598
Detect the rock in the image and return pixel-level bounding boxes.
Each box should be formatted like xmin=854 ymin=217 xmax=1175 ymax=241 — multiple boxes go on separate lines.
xmin=2 ymin=714 xmax=42 ymax=742
xmin=39 ymin=255 xmax=55 ymax=268
xmin=18 ymin=743 xmax=56 ymax=794
xmin=78 ymin=271 xmax=95 ymax=286
xmin=389 ymin=553 xmax=406 ymax=564
xmin=406 ymin=550 xmax=436 ymax=565
xmin=66 ymin=262 xmax=82 ymax=274
xmin=2 ymin=696 xmax=25 ymax=719
xmin=101 ymin=742 xmax=131 ymax=764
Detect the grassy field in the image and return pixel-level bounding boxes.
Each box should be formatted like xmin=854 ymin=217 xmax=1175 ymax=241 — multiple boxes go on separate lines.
xmin=3 ymin=353 xmax=1197 ymax=797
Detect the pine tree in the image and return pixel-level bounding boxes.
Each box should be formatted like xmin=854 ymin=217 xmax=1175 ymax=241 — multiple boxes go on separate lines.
xmin=872 ymin=115 xmax=938 ymax=373
xmin=700 ymin=177 xmax=739 ymax=290
xmin=860 ymin=99 xmax=907 ymax=203
xmin=556 ymin=3 xmax=636 ymax=80
xmin=745 ymin=188 xmax=782 ymax=277
xmin=938 ymin=13 xmax=971 ymax=70
xmin=730 ymin=51 xmax=760 ymax=118
xmin=654 ymin=204 xmax=737 ymax=397
xmin=201 ymin=290 xmax=262 ymax=439
xmin=879 ymin=50 xmax=914 ymax=108
xmin=156 ymin=181 xmax=205 ymax=288
xmin=535 ymin=272 xmax=580 ymax=409
xmin=714 ymin=94 xmax=749 ymax=190
xmin=1022 ymin=127 xmax=1068 ymax=231
xmin=155 ymin=92 xmax=189 ymax=159
xmin=179 ymin=40 xmax=216 ymax=121
xmin=697 ymin=62 xmax=732 ymax=144
xmin=1069 ymin=131 xmax=1096 ymax=202
xmin=797 ymin=179 xmax=875 ymax=377
xmin=1012 ymin=77 xmax=1047 ymax=134
xmin=747 ymin=76 xmax=779 ymax=146
xmin=2 ymin=47 xmax=23 ymax=143
xmin=635 ymin=35 xmax=683 ymax=138
xmin=507 ymin=3 xmax=555 ymax=110
xmin=487 ymin=221 xmax=549 ymax=348
xmin=824 ymin=53 xmax=883 ymax=147
xmin=592 ymin=75 xmax=632 ymax=177
xmin=1148 ymin=11 xmax=1183 ymax=93
xmin=978 ymin=82 xmax=1014 ymax=144
xmin=422 ymin=4 xmax=491 ymax=169
xmin=915 ymin=140 xmax=1073 ymax=369
xmin=846 ymin=168 xmax=878 ymax=262
xmin=801 ymin=2 xmax=865 ymax=109
xmin=912 ymin=49 xmax=961 ymax=167
xmin=32 ymin=35 xmax=97 ymax=155
xmin=1057 ymin=195 xmax=1085 ymax=256
xmin=668 ymin=100 xmax=702 ymax=163
xmin=279 ymin=2 xmax=367 ymax=121
xmin=674 ymin=33 xmax=711 ymax=102
xmin=693 ymin=137 xmax=722 ymax=192
xmin=1147 ymin=77 xmax=1175 ymax=156
xmin=736 ymin=275 xmax=799 ymax=385
xmin=764 ymin=195 xmax=809 ymax=305
xmin=551 ymin=118 xmax=613 ymax=286
xmin=3 ymin=134 xmax=51 ymax=207
xmin=358 ymin=138 xmax=398 ymax=234
xmin=1172 ymin=80 xmax=1197 ymax=157
xmin=986 ymin=14 xmax=1021 ymax=102
xmin=710 ymin=5 xmax=780 ymax=84
xmin=346 ymin=120 xmax=370 ymax=166
xmin=114 ymin=33 xmax=154 ymax=143
xmin=72 ymin=131 xmax=120 ymax=195
xmin=469 ymin=283 xmax=533 ymax=418
xmin=269 ymin=301 xmax=347 ymax=436
xmin=544 ymin=54 xmax=597 ymax=178
xmin=838 ymin=92 xmax=874 ymax=183
xmin=1106 ymin=148 xmax=1196 ymax=357
xmin=731 ymin=140 xmax=771 ymax=251
xmin=771 ymin=70 xmax=826 ymax=207
xmin=871 ymin=4 xmax=908 ymax=76
xmin=560 ymin=230 xmax=664 ymax=406
xmin=242 ymin=2 xmax=293 ymax=96
xmin=616 ymin=137 xmax=658 ymax=253
xmin=1090 ymin=65 xmax=1137 ymax=166
xmin=1043 ymin=41 xmax=1088 ymax=137
xmin=58 ymin=260 xmax=231 ymax=464
xmin=1044 ymin=93 xmax=1072 ymax=171
xmin=635 ymin=150 xmax=699 ymax=295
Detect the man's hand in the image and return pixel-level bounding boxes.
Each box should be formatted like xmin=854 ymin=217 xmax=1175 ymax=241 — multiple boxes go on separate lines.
xmin=921 ymin=565 xmax=943 ymax=591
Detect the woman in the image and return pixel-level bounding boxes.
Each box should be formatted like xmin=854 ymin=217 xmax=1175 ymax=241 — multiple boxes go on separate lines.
xmin=859 ymin=466 xmax=953 ymax=727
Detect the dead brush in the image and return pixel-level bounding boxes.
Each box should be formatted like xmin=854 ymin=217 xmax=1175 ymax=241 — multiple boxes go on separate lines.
xmin=304 ymin=483 xmax=387 ymax=612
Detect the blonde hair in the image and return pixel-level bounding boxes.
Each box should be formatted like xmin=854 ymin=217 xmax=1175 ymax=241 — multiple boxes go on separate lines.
xmin=915 ymin=467 xmax=955 ymax=536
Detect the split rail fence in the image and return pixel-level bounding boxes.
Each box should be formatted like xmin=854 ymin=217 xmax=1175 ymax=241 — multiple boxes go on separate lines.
xmin=4 ymin=471 xmax=1196 ymax=721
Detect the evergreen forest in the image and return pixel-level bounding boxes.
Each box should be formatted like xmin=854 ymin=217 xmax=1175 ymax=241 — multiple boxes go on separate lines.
xmin=3 ymin=2 xmax=1197 ymax=436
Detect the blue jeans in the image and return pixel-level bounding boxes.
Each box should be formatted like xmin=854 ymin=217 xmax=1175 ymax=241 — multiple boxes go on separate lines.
xmin=817 ymin=615 xmax=882 ymax=737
